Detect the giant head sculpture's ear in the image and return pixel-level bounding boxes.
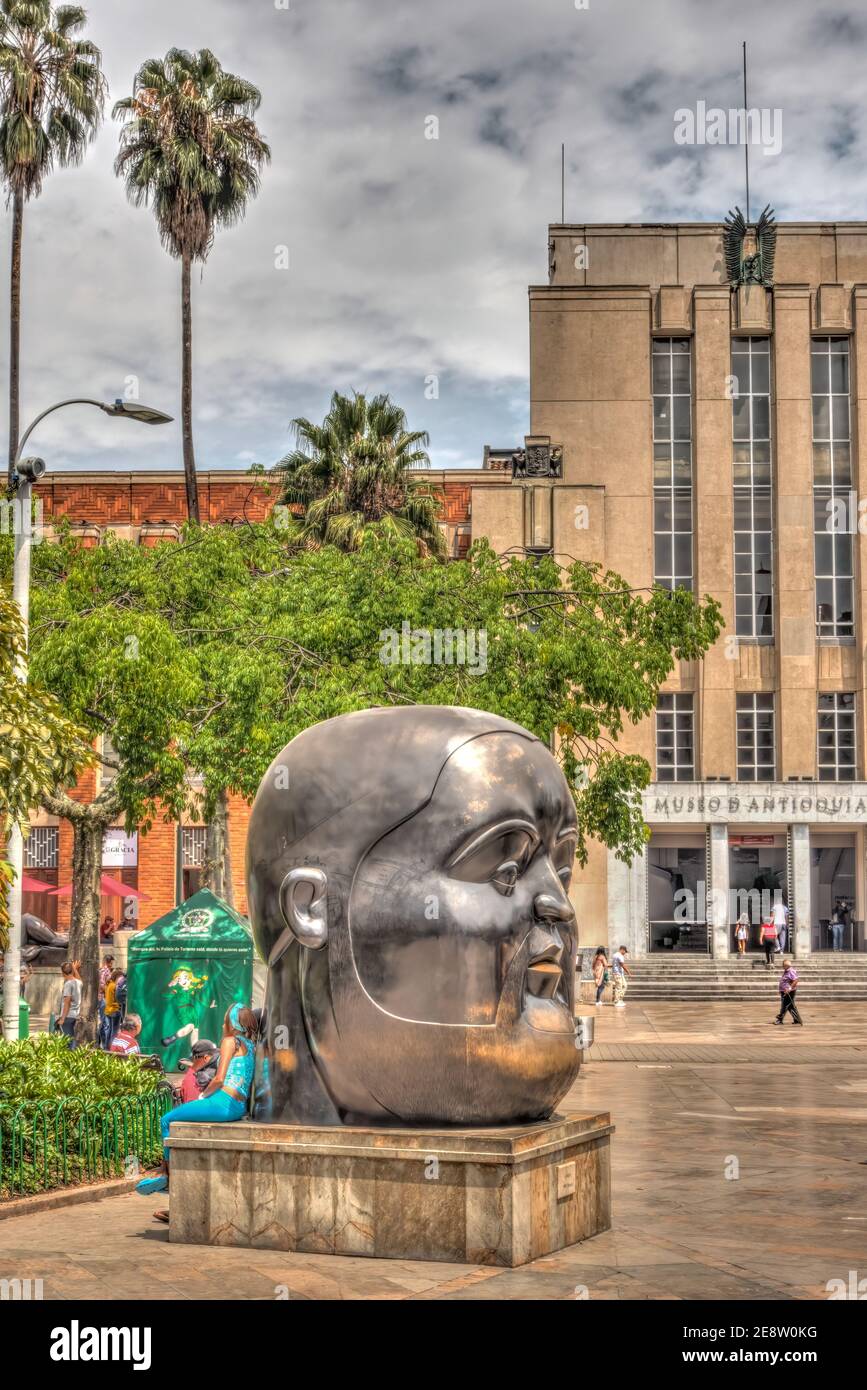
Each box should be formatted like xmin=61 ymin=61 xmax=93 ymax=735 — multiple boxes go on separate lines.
xmin=268 ymin=867 xmax=329 ymax=966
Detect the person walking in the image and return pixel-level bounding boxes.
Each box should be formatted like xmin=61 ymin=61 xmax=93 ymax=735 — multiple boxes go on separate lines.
xmin=774 ymin=959 xmax=803 ymax=1026
xmin=57 ymin=962 xmax=81 ymax=1048
xmin=611 ymin=945 xmax=630 ymax=1008
xmin=735 ymin=911 xmax=749 ymax=957
xmin=760 ymin=916 xmax=778 ymax=968
xmin=592 ymin=948 xmax=609 ymax=1006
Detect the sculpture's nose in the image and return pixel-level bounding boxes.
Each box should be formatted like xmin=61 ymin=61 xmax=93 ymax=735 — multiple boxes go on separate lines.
xmin=533 ymin=891 xmax=574 ymax=924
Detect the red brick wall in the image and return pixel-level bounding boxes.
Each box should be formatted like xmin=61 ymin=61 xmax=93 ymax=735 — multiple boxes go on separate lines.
xmin=227 ymin=792 xmax=253 ymax=916
xmin=137 ymin=817 xmax=177 ymax=928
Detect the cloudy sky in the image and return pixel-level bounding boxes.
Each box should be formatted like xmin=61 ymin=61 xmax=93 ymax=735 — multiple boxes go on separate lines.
xmin=2 ymin=0 xmax=866 ymax=474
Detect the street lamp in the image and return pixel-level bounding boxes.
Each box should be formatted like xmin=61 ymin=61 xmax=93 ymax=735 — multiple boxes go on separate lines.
xmin=2 ymin=397 xmax=173 ymax=1041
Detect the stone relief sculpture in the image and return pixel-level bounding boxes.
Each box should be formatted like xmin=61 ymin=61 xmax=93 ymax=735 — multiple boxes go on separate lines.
xmin=246 ymin=705 xmax=581 ymax=1126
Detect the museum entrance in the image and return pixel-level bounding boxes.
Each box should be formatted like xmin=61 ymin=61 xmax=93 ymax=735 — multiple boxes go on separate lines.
xmin=647 ymin=834 xmax=709 ymax=953
xmin=728 ymin=834 xmax=788 ymax=953
xmin=811 ymin=833 xmax=859 ymax=952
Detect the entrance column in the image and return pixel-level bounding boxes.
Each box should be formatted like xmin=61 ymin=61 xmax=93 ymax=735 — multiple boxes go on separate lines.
xmin=607 ymin=846 xmax=647 ymax=958
xmin=708 ymin=823 xmax=730 ymax=958
xmin=790 ymin=823 xmax=812 ymax=958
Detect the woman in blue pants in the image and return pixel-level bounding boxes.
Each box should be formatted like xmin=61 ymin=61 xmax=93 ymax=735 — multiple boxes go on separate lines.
xmin=137 ymin=1002 xmax=257 ymax=1197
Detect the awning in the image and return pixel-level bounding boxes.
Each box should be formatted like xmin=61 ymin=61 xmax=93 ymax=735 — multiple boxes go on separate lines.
xmin=49 ymin=875 xmax=149 ymax=900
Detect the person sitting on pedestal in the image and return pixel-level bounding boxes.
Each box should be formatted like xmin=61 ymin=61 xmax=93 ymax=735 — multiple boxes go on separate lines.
xmin=136 ymin=1003 xmax=257 ymax=1196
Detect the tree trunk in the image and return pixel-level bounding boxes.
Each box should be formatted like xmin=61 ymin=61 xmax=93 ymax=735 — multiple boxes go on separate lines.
xmin=68 ymin=818 xmax=104 ymax=1046
xmin=7 ymin=192 xmax=23 ymax=486
xmin=181 ymin=250 xmax=200 ymax=523
xmin=203 ymin=788 xmax=234 ymax=907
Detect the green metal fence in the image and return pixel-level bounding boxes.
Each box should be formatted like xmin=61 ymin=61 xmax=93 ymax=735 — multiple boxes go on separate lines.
xmin=0 ymin=1089 xmax=173 ymax=1198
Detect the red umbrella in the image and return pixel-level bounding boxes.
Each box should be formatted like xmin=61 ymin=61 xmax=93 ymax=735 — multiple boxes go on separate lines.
xmin=49 ymin=876 xmax=149 ymax=900
xmin=21 ymin=874 xmax=57 ymax=894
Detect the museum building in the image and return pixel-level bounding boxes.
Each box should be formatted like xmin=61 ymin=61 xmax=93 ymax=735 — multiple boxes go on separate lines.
xmin=17 ymin=217 xmax=867 ymax=958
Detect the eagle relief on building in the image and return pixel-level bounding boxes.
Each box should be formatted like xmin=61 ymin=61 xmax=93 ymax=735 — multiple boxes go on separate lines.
xmin=723 ymin=204 xmax=777 ymax=287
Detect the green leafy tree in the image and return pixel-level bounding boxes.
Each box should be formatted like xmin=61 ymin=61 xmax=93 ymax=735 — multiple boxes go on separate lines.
xmin=276 ymin=391 xmax=446 ymax=556
xmin=113 ymin=49 xmax=270 ymax=523
xmin=0 ymin=0 xmax=106 ymax=482
xmin=122 ymin=522 xmax=721 ymax=877
xmin=20 ymin=533 xmax=199 ymax=1041
xmin=0 ymin=582 xmax=91 ymax=948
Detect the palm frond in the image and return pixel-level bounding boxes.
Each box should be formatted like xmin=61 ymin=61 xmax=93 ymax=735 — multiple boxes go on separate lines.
xmin=0 ymin=0 xmax=103 ymax=197
xmin=272 ymin=391 xmax=443 ymax=558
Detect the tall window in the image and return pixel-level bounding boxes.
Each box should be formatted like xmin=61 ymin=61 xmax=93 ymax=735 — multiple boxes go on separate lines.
xmin=736 ymin=693 xmax=775 ymax=781
xmin=812 ymin=336 xmax=854 ymax=640
xmin=653 ymin=338 xmax=693 ymax=592
xmin=182 ymin=825 xmax=207 ymax=901
xmin=732 ymin=337 xmax=773 ymax=639
xmin=817 ymin=694 xmax=856 ymax=781
xmin=656 ymin=693 xmax=695 ymax=781
xmin=24 ymin=825 xmax=59 ymax=869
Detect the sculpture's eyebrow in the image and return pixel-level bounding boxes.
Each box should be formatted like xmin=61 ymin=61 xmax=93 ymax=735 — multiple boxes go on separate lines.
xmin=446 ymin=818 xmax=539 ymax=869
xmin=555 ymin=825 xmax=577 ymax=843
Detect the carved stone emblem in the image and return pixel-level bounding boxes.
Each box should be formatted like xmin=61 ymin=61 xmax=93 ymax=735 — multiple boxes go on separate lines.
xmin=511 ymin=442 xmax=563 ymax=480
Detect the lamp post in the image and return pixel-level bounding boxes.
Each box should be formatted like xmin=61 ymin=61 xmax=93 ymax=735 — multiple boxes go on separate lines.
xmin=2 ymin=398 xmax=173 ymax=1041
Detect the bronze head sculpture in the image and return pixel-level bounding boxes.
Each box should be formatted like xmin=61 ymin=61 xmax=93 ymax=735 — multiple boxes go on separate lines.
xmin=246 ymin=705 xmax=580 ymax=1126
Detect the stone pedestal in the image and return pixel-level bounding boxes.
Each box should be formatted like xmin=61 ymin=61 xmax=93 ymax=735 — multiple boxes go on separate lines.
xmin=168 ymin=1111 xmax=612 ymax=1267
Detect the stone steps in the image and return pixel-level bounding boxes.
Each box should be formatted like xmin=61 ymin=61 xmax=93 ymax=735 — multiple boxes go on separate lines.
xmin=583 ymin=953 xmax=867 ymax=1001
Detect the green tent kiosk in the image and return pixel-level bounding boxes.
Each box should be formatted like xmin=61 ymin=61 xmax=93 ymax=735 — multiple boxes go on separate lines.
xmin=128 ymin=889 xmax=254 ymax=1071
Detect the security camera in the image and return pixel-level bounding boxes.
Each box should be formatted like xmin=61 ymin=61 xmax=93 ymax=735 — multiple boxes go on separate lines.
xmin=14 ymin=457 xmax=47 ymax=483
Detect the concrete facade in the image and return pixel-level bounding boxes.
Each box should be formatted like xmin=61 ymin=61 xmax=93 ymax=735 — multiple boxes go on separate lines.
xmin=483 ymin=221 xmax=867 ymax=957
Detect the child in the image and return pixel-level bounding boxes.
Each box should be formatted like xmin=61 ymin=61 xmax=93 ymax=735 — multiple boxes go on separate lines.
xmin=735 ymin=911 xmax=749 ymax=956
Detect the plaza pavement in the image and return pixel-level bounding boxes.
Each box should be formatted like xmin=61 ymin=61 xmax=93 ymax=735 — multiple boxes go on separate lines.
xmin=2 ymin=1001 xmax=866 ymax=1300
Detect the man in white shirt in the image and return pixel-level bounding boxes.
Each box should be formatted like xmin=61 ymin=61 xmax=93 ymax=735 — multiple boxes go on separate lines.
xmin=57 ymin=962 xmax=81 ymax=1049
xmin=611 ymin=946 xmax=631 ymax=1007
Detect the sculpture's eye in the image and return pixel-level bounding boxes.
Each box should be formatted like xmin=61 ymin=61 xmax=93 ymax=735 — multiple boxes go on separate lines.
xmin=492 ymin=861 xmax=520 ymax=897
xmin=553 ymin=837 xmax=577 ymax=892
xmin=449 ymin=827 xmax=537 ymax=890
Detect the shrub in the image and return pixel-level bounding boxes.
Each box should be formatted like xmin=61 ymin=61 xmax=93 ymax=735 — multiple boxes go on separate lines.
xmin=0 ymin=1034 xmax=169 ymax=1197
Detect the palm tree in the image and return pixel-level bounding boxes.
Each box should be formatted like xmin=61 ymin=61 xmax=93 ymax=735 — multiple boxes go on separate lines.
xmin=276 ymin=391 xmax=446 ymax=556
xmin=113 ymin=49 xmax=269 ymax=523
xmin=0 ymin=1 xmax=106 ymax=484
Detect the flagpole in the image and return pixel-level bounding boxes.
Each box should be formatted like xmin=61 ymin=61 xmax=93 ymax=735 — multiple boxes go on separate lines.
xmin=743 ymin=41 xmax=750 ymax=222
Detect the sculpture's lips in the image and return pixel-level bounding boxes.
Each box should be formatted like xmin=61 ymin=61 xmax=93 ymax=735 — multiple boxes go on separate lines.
xmin=526 ymin=959 xmax=564 ymax=1000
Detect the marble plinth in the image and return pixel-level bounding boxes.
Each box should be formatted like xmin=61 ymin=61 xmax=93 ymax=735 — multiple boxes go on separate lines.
xmin=167 ymin=1111 xmax=613 ymax=1266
